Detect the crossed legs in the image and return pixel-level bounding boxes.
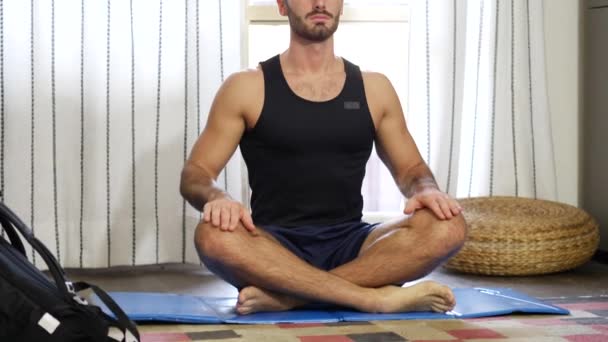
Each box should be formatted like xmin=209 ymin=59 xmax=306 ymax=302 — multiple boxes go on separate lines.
xmin=195 ymin=208 xmax=466 ymax=314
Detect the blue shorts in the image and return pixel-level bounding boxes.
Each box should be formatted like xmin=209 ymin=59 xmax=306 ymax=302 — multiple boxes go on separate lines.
xmin=260 ymin=221 xmax=379 ymax=271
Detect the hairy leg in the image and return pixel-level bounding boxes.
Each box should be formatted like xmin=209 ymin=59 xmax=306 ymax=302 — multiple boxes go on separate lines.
xmin=334 ymin=208 xmax=467 ymax=286
xmin=195 ymin=209 xmax=465 ymax=314
xmin=236 ymin=209 xmax=466 ymax=313
xmin=196 ymin=221 xmax=382 ymax=313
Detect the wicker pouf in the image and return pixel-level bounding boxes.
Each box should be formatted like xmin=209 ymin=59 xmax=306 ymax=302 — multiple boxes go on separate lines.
xmin=444 ymin=196 xmax=600 ymax=276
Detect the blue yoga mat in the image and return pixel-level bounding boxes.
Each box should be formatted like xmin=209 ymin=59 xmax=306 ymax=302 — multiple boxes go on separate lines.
xmin=93 ymin=287 xmax=569 ymax=324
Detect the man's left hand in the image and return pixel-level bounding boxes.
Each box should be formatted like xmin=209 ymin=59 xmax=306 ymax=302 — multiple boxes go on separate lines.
xmin=404 ymin=188 xmax=463 ymax=220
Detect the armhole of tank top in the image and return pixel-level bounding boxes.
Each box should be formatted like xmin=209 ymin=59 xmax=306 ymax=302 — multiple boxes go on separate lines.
xmin=348 ymin=61 xmax=377 ymax=137
xmin=247 ymin=62 xmax=270 ymax=134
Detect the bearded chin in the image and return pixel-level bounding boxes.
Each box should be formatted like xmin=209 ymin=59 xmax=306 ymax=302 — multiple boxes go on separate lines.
xmin=289 ymin=14 xmax=340 ymax=42
xmin=300 ymin=26 xmax=333 ymax=41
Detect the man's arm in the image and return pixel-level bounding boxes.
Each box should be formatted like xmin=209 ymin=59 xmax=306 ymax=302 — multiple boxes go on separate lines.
xmin=364 ymin=72 xmax=462 ymax=220
xmin=180 ymin=71 xmax=261 ymax=232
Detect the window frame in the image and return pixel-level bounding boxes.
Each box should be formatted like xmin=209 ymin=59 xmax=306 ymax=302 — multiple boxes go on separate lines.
xmin=246 ymin=4 xmax=409 ymax=23
xmin=241 ymin=1 xmax=410 ymax=70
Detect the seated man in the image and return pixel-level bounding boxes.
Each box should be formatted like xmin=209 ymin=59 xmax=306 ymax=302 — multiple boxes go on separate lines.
xmin=180 ymin=0 xmax=466 ymax=315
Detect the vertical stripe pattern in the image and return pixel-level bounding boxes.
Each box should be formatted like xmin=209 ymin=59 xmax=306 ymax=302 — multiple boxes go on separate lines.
xmin=30 ymin=0 xmax=36 ymax=265
xmin=445 ymin=0 xmax=457 ymax=194
xmin=154 ymin=0 xmax=164 ymax=264
xmin=105 ymin=0 xmax=112 ymax=267
xmin=79 ymin=0 xmax=85 ymax=267
xmin=218 ymin=0 xmax=224 ymax=84
xmin=129 ymin=0 xmax=137 ymax=265
xmin=196 ymin=0 xmax=202 ymax=230
xmin=510 ymin=0 xmax=519 ymax=196
xmin=51 ymin=0 xmax=61 ymax=262
xmin=0 ymin=0 xmax=559 ymax=268
xmin=468 ymin=0 xmax=485 ymax=197
xmin=542 ymin=0 xmax=558 ymax=198
xmin=218 ymin=0 xmax=227 ymax=191
xmin=489 ymin=0 xmax=499 ymax=196
xmin=526 ymin=0 xmax=537 ymax=198
xmin=182 ymin=0 xmax=189 ymax=263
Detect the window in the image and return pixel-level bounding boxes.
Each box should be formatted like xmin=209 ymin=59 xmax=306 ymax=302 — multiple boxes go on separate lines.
xmin=244 ymin=0 xmax=410 ymax=213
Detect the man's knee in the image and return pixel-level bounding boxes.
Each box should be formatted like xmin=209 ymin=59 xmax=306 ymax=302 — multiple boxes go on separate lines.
xmin=411 ymin=208 xmax=467 ymax=256
xmin=442 ymin=213 xmax=467 ymax=254
xmin=194 ymin=220 xmax=242 ymax=263
xmin=194 ymin=221 xmax=252 ymax=287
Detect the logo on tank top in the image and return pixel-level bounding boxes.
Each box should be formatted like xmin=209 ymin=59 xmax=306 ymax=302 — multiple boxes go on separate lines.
xmin=344 ymin=101 xmax=361 ymax=110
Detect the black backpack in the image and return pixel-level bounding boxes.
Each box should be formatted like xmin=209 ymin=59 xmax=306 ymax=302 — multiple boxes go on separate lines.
xmin=0 ymin=201 xmax=140 ymax=342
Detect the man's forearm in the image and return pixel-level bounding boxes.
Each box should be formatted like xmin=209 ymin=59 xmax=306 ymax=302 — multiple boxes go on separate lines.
xmin=180 ymin=163 xmax=231 ymax=212
xmin=398 ymin=162 xmax=440 ymax=198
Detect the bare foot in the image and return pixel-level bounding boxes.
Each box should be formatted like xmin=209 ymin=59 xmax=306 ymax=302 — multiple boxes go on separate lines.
xmin=374 ymin=280 xmax=456 ymax=313
xmin=236 ymin=286 xmax=305 ymax=315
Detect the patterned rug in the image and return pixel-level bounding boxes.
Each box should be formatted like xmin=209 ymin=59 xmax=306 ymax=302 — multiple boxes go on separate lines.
xmin=138 ymin=296 xmax=608 ymax=341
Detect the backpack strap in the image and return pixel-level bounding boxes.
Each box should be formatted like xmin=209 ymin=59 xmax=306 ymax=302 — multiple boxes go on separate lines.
xmin=0 ymin=215 xmax=26 ymax=256
xmin=0 ymin=202 xmax=73 ymax=301
xmin=74 ymin=281 xmax=140 ymax=342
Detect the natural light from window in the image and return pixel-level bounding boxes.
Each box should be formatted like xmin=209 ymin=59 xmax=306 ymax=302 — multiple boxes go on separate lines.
xmin=246 ymin=0 xmax=410 ymax=213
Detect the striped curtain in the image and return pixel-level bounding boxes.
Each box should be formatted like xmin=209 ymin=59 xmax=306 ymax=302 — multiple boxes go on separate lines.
xmin=407 ymin=0 xmax=557 ymax=200
xmin=0 ymin=0 xmax=244 ymax=268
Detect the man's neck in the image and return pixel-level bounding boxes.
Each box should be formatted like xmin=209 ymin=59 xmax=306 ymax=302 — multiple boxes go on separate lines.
xmin=282 ymin=34 xmax=339 ymax=74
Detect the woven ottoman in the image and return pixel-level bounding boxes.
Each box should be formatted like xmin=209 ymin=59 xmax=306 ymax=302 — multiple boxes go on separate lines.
xmin=444 ymin=196 xmax=600 ymax=276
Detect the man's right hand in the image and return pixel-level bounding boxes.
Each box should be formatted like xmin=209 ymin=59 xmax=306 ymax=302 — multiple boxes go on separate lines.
xmin=203 ymin=198 xmax=257 ymax=234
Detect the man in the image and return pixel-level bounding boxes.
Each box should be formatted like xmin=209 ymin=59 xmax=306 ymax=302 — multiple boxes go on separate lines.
xmin=180 ymin=0 xmax=466 ymax=315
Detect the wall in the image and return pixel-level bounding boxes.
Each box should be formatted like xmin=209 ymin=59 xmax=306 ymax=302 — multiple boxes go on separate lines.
xmin=543 ymin=0 xmax=581 ymax=206
xmin=582 ymin=0 xmax=608 ymax=251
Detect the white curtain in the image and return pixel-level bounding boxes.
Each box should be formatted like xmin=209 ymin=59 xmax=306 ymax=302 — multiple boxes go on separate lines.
xmin=0 ymin=0 xmax=244 ymax=268
xmin=406 ymin=0 xmax=557 ymax=200
xmin=1 ymin=0 xmax=559 ymax=269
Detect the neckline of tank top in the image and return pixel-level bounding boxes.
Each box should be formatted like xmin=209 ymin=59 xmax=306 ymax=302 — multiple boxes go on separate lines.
xmin=275 ymin=54 xmax=350 ymax=105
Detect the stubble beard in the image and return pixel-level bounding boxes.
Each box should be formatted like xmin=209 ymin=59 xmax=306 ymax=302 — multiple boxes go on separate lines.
xmin=286 ymin=5 xmax=340 ymax=42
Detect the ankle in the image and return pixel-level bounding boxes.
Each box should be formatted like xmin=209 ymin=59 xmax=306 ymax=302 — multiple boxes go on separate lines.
xmin=359 ymin=288 xmax=384 ymax=313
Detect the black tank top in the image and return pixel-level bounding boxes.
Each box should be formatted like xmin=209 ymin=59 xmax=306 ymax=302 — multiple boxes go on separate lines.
xmin=239 ymin=55 xmax=375 ymax=227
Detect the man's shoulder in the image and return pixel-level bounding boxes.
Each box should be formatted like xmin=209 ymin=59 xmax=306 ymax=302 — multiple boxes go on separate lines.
xmin=360 ymin=71 xmax=399 ymax=119
xmin=216 ymin=68 xmax=264 ymax=118
xmin=361 ymin=71 xmax=395 ymax=101
xmin=217 ymin=69 xmax=264 ymax=108
xmin=361 ymin=71 xmax=391 ymax=86
xmin=224 ymin=68 xmax=264 ymax=90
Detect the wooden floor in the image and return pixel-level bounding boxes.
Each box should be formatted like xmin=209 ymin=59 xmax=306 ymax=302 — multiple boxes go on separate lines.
xmin=65 ymin=260 xmax=608 ymax=300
